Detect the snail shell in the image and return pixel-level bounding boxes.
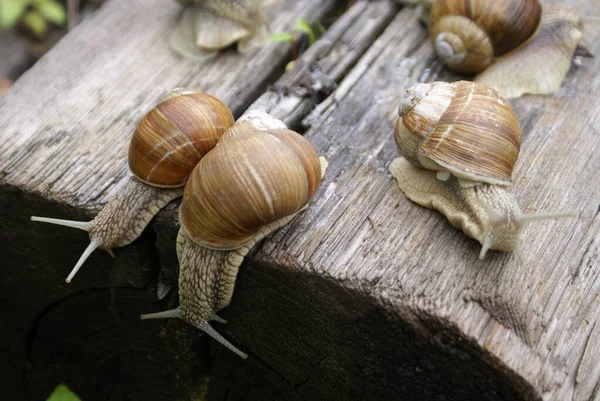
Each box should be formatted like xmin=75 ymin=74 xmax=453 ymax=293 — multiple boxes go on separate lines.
xmin=429 ymin=0 xmax=542 ymax=74
xmin=141 ymin=113 xmax=327 ymax=359
xmin=31 ymin=88 xmax=235 ymax=282
xmin=170 ymin=0 xmax=270 ymax=60
xmin=391 ymin=81 xmax=573 ymax=260
xmin=395 ymin=81 xmax=520 ymax=187
xmin=179 ymin=123 xmax=322 ymax=249
xmin=128 ymin=90 xmax=234 ymax=187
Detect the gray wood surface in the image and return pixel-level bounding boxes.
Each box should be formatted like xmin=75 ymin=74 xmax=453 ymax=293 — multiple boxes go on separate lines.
xmin=249 ymin=1 xmax=600 ymax=400
xmin=1 ymin=0 xmax=599 ymax=400
xmin=0 ymin=0 xmax=337 ymax=400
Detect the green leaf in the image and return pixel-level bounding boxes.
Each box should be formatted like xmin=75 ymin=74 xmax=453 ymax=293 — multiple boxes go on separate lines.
xmin=23 ymin=9 xmax=47 ymax=35
xmin=0 ymin=0 xmax=31 ymax=28
xmin=269 ymin=31 xmax=294 ymax=42
xmin=294 ymin=17 xmax=314 ymax=45
xmin=34 ymin=0 xmax=66 ymax=25
xmin=47 ymin=384 xmax=81 ymax=401
xmin=311 ymin=21 xmax=325 ymax=42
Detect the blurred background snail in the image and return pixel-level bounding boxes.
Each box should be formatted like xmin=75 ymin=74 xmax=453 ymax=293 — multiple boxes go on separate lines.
xmin=389 ymin=81 xmax=574 ymax=259
xmin=141 ymin=112 xmax=328 ymax=359
xmin=170 ymin=0 xmax=274 ymax=60
xmin=31 ymin=89 xmax=234 ymax=283
xmin=399 ymin=0 xmax=590 ymax=98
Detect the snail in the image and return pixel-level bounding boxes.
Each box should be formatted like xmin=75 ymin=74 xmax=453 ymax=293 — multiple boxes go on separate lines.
xmin=169 ymin=0 xmax=273 ymax=61
xmin=405 ymin=0 xmax=588 ymax=98
xmin=141 ymin=112 xmax=328 ymax=359
xmin=389 ymin=81 xmax=574 ymax=259
xmin=31 ymin=89 xmax=235 ymax=283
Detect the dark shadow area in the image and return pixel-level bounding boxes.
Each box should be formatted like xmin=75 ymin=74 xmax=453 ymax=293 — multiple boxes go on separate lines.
xmin=1 ymin=183 xmax=539 ymax=401
xmin=0 ymin=185 xmax=209 ymax=401
xmin=209 ymin=258 xmax=539 ymax=401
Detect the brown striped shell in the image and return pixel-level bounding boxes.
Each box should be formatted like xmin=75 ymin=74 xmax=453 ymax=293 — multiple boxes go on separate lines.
xmin=429 ymin=0 xmax=542 ymax=73
xmin=179 ymin=121 xmax=322 ymax=250
xmin=128 ymin=89 xmax=234 ymax=188
xmin=394 ymin=81 xmax=521 ymax=186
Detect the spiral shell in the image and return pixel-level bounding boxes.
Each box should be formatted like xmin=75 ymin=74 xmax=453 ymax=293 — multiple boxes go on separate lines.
xmin=128 ymin=90 xmax=234 ymax=188
xmin=170 ymin=0 xmax=270 ymax=60
xmin=429 ymin=0 xmax=542 ymax=73
xmin=395 ymin=81 xmax=520 ymax=186
xmin=179 ymin=122 xmax=322 ymax=249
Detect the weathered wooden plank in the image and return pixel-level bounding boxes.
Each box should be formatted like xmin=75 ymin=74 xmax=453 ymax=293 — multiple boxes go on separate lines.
xmin=230 ymin=1 xmax=600 ymax=400
xmin=154 ymin=0 xmax=400 ymax=286
xmin=0 ymin=0 xmax=340 ymax=399
xmin=0 ymin=0 xmax=335 ymax=211
xmin=250 ymin=0 xmax=399 ymax=129
xmin=2 ymin=0 xmax=599 ymax=399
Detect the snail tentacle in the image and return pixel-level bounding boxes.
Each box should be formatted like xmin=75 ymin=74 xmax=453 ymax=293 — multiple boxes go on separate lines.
xmin=29 ymin=217 xmax=91 ymax=231
xmin=30 ymin=90 xmax=234 ymax=282
xmin=390 ymin=157 xmax=574 ymax=260
xmin=141 ymin=307 xmax=180 ymax=320
xmin=142 ymin=155 xmax=328 ymax=359
xmin=66 ymin=239 xmax=101 ymax=283
xmin=140 ymin=307 xmax=244 ymax=356
xmin=32 ymin=177 xmax=184 ymax=283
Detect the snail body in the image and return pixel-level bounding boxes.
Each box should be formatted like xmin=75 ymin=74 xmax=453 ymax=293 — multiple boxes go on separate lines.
xmin=142 ymin=112 xmax=327 ymax=359
xmin=170 ymin=0 xmax=272 ymax=60
xmin=474 ymin=5 xmax=586 ymax=99
xmin=423 ymin=0 xmax=586 ymax=98
xmin=31 ymin=89 xmax=234 ymax=282
xmin=390 ymin=81 xmax=574 ymax=259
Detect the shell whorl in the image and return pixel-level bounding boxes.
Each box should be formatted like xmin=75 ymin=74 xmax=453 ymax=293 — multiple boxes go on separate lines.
xmin=128 ymin=90 xmax=234 ymax=188
xmin=395 ymin=81 xmax=521 ymax=186
xmin=395 ymin=82 xmax=455 ymax=166
xmin=179 ymin=123 xmax=322 ymax=250
xmin=429 ymin=0 xmax=542 ymax=73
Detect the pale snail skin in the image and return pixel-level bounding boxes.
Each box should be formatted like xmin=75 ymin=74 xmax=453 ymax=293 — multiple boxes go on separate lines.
xmin=30 ymin=89 xmax=235 ymax=283
xmin=170 ymin=0 xmax=275 ymax=61
xmin=390 ymin=81 xmax=574 ymax=260
xmin=141 ymin=112 xmax=328 ymax=359
xmin=402 ymin=0 xmax=587 ymax=98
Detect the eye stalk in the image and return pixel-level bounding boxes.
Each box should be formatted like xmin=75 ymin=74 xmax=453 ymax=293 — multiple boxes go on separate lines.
xmin=390 ymin=81 xmax=575 ymax=260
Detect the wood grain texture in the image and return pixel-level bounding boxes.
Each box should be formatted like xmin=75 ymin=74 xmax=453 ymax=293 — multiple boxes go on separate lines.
xmin=246 ymin=1 xmax=600 ymax=400
xmin=0 ymin=0 xmax=335 ymax=212
xmin=2 ymin=0 xmax=599 ymax=399
xmin=0 ymin=0 xmax=337 ymax=399
xmin=154 ymin=0 xmax=400 ymax=284
xmin=249 ymin=0 xmax=399 ymax=129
